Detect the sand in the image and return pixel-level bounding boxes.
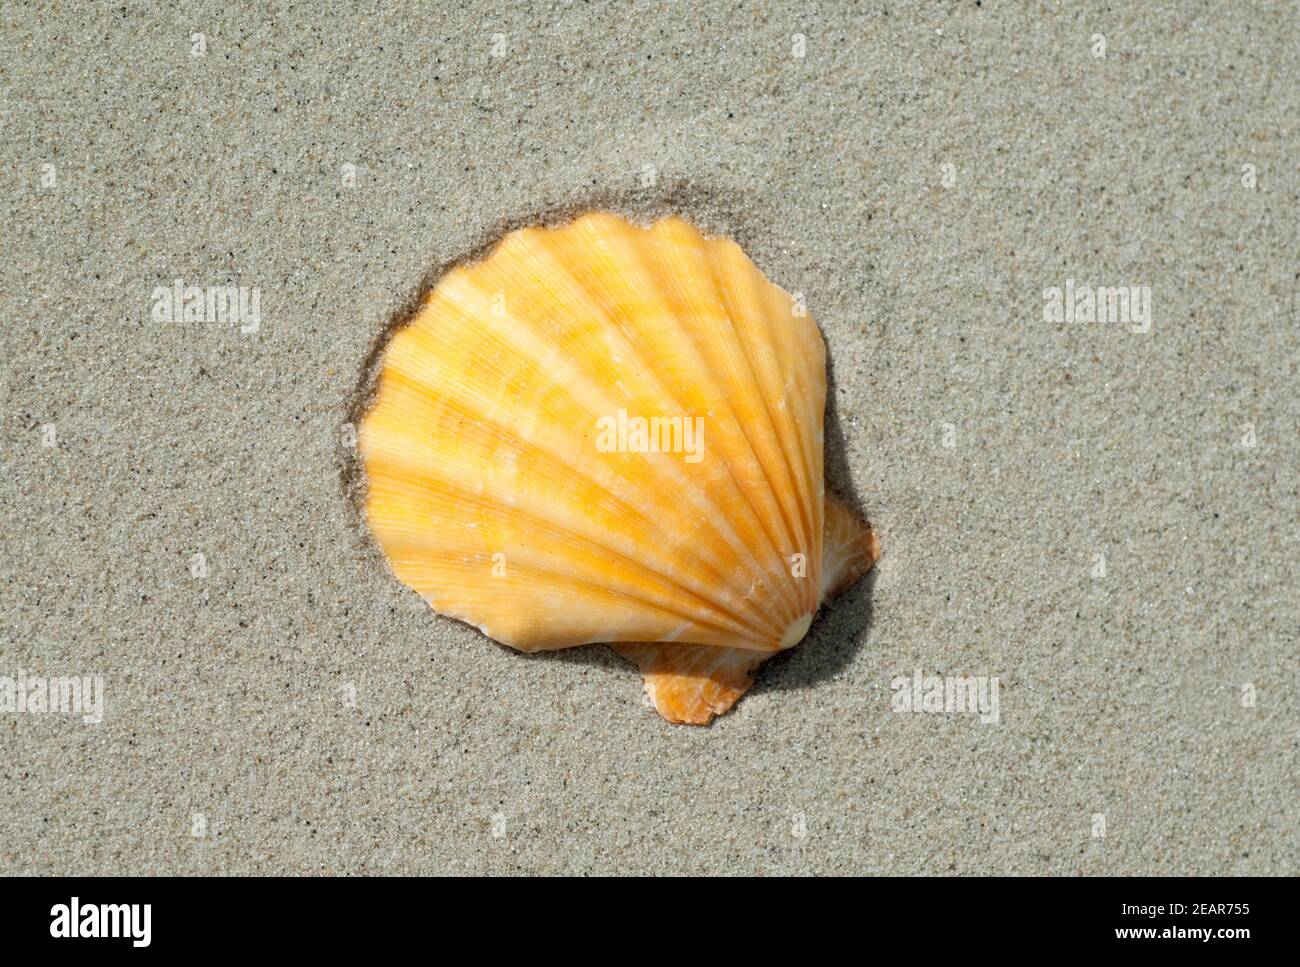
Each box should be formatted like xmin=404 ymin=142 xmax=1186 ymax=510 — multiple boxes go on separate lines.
xmin=1 ymin=2 xmax=1295 ymax=875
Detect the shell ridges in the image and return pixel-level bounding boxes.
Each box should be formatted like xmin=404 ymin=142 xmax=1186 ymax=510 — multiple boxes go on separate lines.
xmin=360 ymin=212 xmax=878 ymax=723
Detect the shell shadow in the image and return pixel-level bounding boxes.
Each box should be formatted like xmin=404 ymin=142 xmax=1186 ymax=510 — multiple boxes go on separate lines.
xmin=821 ymin=337 xmax=867 ymax=521
xmin=751 ymin=569 xmax=876 ymax=697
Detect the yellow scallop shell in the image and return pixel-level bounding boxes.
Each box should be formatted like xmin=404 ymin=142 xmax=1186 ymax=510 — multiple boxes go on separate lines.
xmin=359 ymin=212 xmax=878 ymax=724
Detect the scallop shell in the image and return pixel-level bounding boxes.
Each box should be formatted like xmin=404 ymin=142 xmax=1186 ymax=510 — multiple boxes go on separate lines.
xmin=359 ymin=212 xmax=879 ymax=724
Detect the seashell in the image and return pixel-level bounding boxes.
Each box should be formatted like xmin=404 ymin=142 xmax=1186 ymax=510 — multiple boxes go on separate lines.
xmin=359 ymin=212 xmax=879 ymax=724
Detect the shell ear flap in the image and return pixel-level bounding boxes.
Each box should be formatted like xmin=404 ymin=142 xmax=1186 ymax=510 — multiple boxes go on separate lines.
xmin=820 ymin=498 xmax=880 ymax=603
xmin=613 ymin=643 xmax=765 ymax=725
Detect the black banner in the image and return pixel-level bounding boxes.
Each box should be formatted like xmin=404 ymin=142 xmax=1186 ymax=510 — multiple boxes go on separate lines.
xmin=0 ymin=877 xmax=1278 ymax=953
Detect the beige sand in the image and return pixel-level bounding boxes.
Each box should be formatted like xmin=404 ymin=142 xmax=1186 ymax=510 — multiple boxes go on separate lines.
xmin=1 ymin=2 xmax=1295 ymax=874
